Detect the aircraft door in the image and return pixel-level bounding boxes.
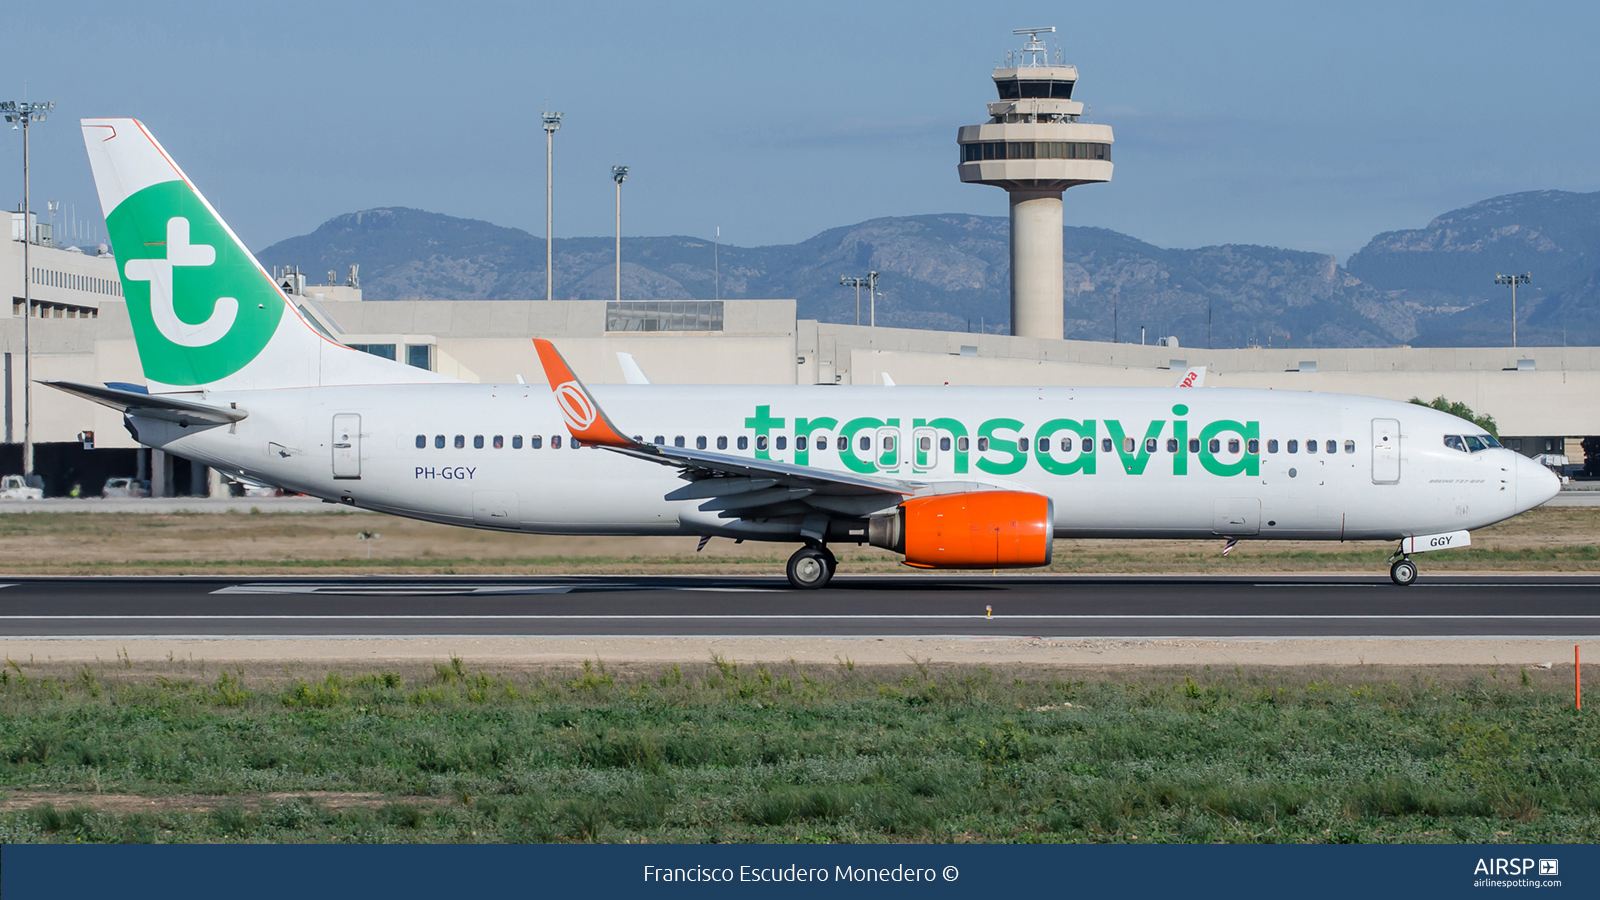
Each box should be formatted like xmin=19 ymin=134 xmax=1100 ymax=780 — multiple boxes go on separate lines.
xmin=332 ymin=414 xmax=361 ymax=479
xmin=1372 ymin=418 xmax=1400 ymax=484
xmin=875 ymin=426 xmax=901 ymax=472
xmin=912 ymin=426 xmax=939 ymax=472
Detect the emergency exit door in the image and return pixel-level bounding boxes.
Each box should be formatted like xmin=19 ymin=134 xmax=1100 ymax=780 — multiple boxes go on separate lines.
xmin=332 ymin=414 xmax=361 ymax=479
xmin=1371 ymin=418 xmax=1400 ymax=484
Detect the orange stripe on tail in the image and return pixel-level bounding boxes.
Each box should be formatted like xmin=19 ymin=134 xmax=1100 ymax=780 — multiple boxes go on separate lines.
xmin=531 ymin=339 xmax=637 ymax=448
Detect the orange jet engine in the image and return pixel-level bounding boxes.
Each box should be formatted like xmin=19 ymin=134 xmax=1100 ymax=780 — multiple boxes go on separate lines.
xmin=868 ymin=491 xmax=1054 ymax=568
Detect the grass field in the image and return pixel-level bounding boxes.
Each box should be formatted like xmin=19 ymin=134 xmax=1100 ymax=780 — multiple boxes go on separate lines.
xmin=0 ymin=505 xmax=1597 ymax=576
xmin=0 ymin=657 xmax=1594 ymax=844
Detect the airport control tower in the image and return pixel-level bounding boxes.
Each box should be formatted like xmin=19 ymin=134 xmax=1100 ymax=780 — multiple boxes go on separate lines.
xmin=958 ymin=27 xmax=1113 ymax=339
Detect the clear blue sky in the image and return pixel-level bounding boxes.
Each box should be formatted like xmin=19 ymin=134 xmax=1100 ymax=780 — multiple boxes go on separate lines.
xmin=6 ymin=0 xmax=1597 ymax=261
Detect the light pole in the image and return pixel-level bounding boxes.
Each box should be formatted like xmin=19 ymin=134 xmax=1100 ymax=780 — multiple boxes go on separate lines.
xmin=839 ymin=272 xmax=879 ymax=327
xmin=3 ymin=100 xmax=54 ymax=482
xmin=612 ymin=165 xmax=629 ymax=303
xmin=1494 ymin=272 xmax=1531 ymax=348
xmin=840 ymin=275 xmax=865 ymax=326
xmin=867 ymin=270 xmax=878 ymax=328
xmin=541 ymin=109 xmax=563 ymax=302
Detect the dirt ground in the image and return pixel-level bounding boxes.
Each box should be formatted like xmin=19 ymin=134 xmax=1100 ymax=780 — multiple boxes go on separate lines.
xmin=2 ymin=636 xmax=1594 ymax=670
xmin=0 ymin=506 xmax=1595 ymax=576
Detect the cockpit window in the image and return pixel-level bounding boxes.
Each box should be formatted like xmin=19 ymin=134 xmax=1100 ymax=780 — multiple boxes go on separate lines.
xmin=1479 ymin=434 xmax=1502 ymax=448
xmin=1443 ymin=435 xmax=1466 ymax=453
xmin=1463 ymin=435 xmax=1488 ymax=452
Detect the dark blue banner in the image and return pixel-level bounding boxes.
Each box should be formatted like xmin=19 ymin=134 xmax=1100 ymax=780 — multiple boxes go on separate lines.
xmin=2 ymin=843 xmax=1593 ymax=898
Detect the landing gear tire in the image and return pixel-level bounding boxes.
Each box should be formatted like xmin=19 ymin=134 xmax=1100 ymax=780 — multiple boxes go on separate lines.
xmin=1390 ymin=558 xmax=1418 ymax=587
xmin=787 ymin=546 xmax=835 ymax=590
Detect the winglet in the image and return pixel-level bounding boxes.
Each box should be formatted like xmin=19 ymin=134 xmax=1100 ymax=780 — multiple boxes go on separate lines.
xmin=532 ymin=339 xmax=638 ymax=448
xmin=1174 ymin=366 xmax=1206 ymax=388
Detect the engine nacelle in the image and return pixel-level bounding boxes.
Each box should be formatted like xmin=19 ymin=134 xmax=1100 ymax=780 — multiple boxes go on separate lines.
xmin=868 ymin=490 xmax=1054 ymax=569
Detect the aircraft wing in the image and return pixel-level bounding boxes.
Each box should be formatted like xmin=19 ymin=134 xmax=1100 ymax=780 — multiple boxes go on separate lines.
xmin=532 ymin=339 xmax=985 ymax=536
xmin=42 ymin=380 xmax=247 ymax=426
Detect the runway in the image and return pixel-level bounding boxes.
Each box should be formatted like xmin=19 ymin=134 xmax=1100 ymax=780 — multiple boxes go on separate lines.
xmin=1 ymin=574 xmax=1598 ymax=638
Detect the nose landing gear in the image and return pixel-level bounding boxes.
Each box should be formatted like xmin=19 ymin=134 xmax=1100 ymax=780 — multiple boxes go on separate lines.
xmin=1389 ymin=555 xmax=1418 ymax=587
xmin=786 ymin=544 xmax=837 ymax=590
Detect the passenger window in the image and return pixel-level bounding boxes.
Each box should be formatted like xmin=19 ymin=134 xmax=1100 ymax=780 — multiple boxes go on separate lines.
xmin=696 ymin=436 xmax=707 ymax=450
xmin=919 ymin=436 xmax=931 ymax=452
xmin=653 ymin=435 xmax=665 ymax=445
xmin=674 ymin=436 xmax=685 ymax=448
xmin=415 ymin=435 xmax=426 ymax=449
xmin=977 ymin=437 xmax=989 ymax=452
xmin=552 ymin=435 xmax=562 ymax=449
xmin=798 ymin=436 xmax=809 ymax=452
xmin=1464 ymin=435 xmax=1487 ymax=452
xmin=1267 ymin=439 xmax=1278 ymax=453
xmin=435 ymin=435 xmax=445 ymax=449
xmin=739 ymin=436 xmax=750 ymax=450
xmin=1188 ymin=438 xmax=1199 ymax=453
xmin=1325 ymin=440 xmax=1336 ymax=454
xmin=1343 ymin=440 xmax=1355 ymax=453
xmin=1247 ymin=439 xmax=1259 ymax=454
xmin=493 ymin=435 xmax=504 ymax=449
xmin=1166 ymin=438 xmax=1179 ymax=453
xmin=939 ymin=437 xmax=951 ymax=452
xmin=454 ymin=435 xmax=465 ymax=449
xmin=859 ymin=435 xmax=871 ymax=451
xmin=1228 ymin=439 xmax=1240 ymax=454
xmin=572 ymin=438 xmax=582 ymax=449
xmin=1144 ymin=437 xmax=1158 ymax=453
xmin=530 ymin=435 xmax=542 ymax=449
xmin=776 ymin=436 xmax=788 ymax=451
xmin=1017 ymin=437 xmax=1028 ymax=452
xmin=1287 ymin=440 xmax=1298 ymax=453
xmin=717 ymin=436 xmax=728 ymax=450
xmin=1208 ymin=439 xmax=1220 ymax=453
xmin=756 ymin=435 xmax=768 ymax=451
xmin=958 ymin=436 xmax=970 ymax=452
xmin=1124 ymin=437 xmax=1136 ymax=453
xmin=835 ymin=436 xmax=845 ymax=451
xmin=473 ymin=435 xmax=485 ymax=449
xmin=1039 ymin=437 xmax=1051 ymax=452
xmin=1306 ymin=440 xmax=1317 ymax=454
xmin=513 ymin=435 xmax=523 ymax=449
xmin=1101 ymin=438 xmax=1113 ymax=453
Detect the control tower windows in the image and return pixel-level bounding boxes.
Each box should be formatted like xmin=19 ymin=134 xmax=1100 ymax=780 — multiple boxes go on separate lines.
xmin=995 ymin=79 xmax=1075 ymax=100
xmin=962 ymin=141 xmax=1110 ymax=163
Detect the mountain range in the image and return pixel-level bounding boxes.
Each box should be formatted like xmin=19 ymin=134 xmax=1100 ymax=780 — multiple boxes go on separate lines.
xmin=256 ymin=190 xmax=1600 ymax=348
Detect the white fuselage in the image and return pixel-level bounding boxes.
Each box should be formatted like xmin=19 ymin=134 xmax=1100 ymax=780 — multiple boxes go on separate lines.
xmin=132 ymin=383 xmax=1558 ymax=543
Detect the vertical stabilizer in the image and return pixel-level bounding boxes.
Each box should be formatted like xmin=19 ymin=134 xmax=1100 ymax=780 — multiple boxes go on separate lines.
xmin=81 ymin=118 xmax=456 ymax=393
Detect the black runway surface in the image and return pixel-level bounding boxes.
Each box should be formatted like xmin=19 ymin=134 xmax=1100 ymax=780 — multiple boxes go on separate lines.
xmin=0 ymin=574 xmax=1598 ymax=638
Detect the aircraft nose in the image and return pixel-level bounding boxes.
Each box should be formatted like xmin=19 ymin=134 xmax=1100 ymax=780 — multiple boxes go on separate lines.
xmin=1514 ymin=452 xmax=1561 ymax=512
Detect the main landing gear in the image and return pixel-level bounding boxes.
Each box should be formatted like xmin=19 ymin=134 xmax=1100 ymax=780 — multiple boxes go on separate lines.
xmin=786 ymin=544 xmax=836 ymax=590
xmin=1389 ymin=556 xmax=1418 ymax=587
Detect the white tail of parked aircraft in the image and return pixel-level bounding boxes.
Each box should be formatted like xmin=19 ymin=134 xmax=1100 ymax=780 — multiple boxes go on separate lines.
xmin=48 ymin=118 xmax=1561 ymax=588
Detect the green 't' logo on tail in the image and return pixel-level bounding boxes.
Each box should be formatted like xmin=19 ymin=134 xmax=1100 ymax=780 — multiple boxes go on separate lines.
xmin=107 ymin=181 xmax=283 ymax=386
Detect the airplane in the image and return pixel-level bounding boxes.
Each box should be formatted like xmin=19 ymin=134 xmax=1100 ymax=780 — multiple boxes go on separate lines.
xmin=49 ymin=118 xmax=1561 ymax=590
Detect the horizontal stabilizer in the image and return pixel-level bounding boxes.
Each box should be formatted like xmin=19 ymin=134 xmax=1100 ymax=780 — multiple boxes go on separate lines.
xmin=42 ymin=380 xmax=246 ymax=426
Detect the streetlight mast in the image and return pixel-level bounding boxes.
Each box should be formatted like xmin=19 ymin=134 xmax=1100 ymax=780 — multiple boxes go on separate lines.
xmin=541 ymin=108 xmax=563 ymax=302
xmin=1494 ymin=272 xmax=1531 ymax=348
xmin=2 ymin=100 xmax=54 ymax=482
xmin=611 ymin=165 xmax=629 ymax=303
